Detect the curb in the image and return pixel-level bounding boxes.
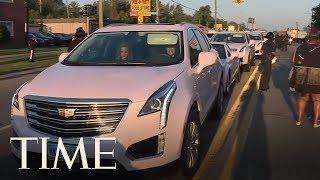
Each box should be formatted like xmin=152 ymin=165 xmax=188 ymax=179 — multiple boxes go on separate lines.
xmin=0 ymin=67 xmax=47 ymax=80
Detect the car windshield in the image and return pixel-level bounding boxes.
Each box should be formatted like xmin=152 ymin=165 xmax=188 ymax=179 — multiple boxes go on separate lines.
xmin=249 ymin=34 xmax=262 ymax=40
xmin=213 ymin=33 xmax=246 ymax=43
xmin=212 ymin=44 xmax=226 ymax=59
xmin=63 ymin=31 xmax=183 ymax=66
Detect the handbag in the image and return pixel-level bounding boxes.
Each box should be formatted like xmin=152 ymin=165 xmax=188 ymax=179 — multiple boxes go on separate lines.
xmin=289 ymin=66 xmax=308 ymax=89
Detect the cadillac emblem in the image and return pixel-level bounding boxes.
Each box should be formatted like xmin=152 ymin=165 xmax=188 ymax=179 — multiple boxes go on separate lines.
xmin=57 ymin=108 xmax=76 ymax=118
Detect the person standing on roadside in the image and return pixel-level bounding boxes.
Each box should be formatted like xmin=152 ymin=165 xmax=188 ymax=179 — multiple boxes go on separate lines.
xmin=291 ymin=34 xmax=320 ymax=127
xmin=258 ymin=32 xmax=277 ymax=91
xmin=67 ymin=27 xmax=87 ymax=52
xmin=27 ymin=38 xmax=36 ymax=62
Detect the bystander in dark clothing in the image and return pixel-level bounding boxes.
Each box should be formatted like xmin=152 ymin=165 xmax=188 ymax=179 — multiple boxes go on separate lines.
xmin=290 ymin=34 xmax=320 ymax=127
xmin=27 ymin=39 xmax=36 ymax=62
xmin=258 ymin=32 xmax=277 ymax=91
xmin=67 ymin=27 xmax=87 ymax=52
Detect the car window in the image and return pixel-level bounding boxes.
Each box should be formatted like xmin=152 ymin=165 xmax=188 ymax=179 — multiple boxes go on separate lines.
xmin=193 ymin=30 xmax=210 ymax=52
xmin=213 ymin=33 xmax=246 ymax=43
xmin=212 ymin=44 xmax=226 ymax=59
xmin=249 ymin=34 xmax=262 ymax=40
xmin=188 ymin=29 xmax=202 ymax=67
xmin=64 ymin=31 xmax=183 ymax=66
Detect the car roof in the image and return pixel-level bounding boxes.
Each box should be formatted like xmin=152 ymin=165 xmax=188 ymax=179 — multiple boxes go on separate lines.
xmin=95 ymin=23 xmax=198 ymax=33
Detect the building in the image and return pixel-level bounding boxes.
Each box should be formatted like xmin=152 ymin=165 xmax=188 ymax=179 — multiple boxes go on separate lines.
xmin=0 ymin=0 xmax=27 ymax=48
xmin=38 ymin=18 xmax=126 ymax=35
xmin=40 ymin=18 xmax=91 ymax=35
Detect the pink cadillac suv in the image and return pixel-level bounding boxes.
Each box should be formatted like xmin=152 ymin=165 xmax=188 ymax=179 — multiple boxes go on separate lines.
xmin=10 ymin=23 xmax=224 ymax=175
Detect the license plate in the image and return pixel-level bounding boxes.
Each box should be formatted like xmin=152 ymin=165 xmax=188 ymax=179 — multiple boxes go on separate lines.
xmin=48 ymin=143 xmax=79 ymax=162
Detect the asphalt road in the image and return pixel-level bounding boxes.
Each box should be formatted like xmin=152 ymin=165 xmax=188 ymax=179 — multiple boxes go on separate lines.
xmin=233 ymin=47 xmax=320 ymax=180
xmin=0 ymin=61 xmax=255 ymax=180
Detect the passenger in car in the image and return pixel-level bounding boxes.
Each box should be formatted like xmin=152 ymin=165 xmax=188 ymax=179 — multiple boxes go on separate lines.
xmin=166 ymin=46 xmax=176 ymax=59
xmin=117 ymin=43 xmax=131 ymax=63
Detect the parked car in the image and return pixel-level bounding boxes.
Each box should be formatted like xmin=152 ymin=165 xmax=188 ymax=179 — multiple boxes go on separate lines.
xmin=212 ymin=32 xmax=255 ymax=71
xmin=31 ymin=32 xmax=55 ymax=46
xmin=249 ymin=32 xmax=264 ymax=59
xmin=53 ymin=33 xmax=74 ymax=41
xmin=11 ymin=23 xmax=224 ymax=176
xmin=27 ymin=33 xmax=45 ymax=47
xmin=41 ymin=32 xmax=71 ymax=47
xmin=211 ymin=42 xmax=241 ymax=95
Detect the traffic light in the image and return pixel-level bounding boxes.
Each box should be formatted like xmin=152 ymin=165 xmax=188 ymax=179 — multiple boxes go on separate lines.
xmin=233 ymin=0 xmax=244 ymax=4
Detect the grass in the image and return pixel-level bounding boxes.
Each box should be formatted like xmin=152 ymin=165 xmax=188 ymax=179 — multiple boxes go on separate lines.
xmin=0 ymin=54 xmax=60 ymax=75
xmin=0 ymin=51 xmax=61 ymax=65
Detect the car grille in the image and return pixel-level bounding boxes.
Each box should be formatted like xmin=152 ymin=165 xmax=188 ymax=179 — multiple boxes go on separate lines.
xmin=25 ymin=95 xmax=130 ymax=137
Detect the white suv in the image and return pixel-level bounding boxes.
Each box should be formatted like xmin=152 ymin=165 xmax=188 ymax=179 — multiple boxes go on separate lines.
xmin=11 ymin=23 xmax=224 ymax=176
xmin=212 ymin=32 xmax=256 ymax=71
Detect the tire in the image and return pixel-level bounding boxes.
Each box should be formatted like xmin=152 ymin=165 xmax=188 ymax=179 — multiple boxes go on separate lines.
xmin=236 ymin=68 xmax=242 ymax=83
xmin=214 ymin=82 xmax=225 ymax=119
xmin=225 ymin=73 xmax=231 ymax=95
xmin=243 ymin=64 xmax=251 ymax=72
xmin=181 ymin=109 xmax=201 ymax=177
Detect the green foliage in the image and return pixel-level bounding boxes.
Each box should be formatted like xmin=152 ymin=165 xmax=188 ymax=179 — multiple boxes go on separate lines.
xmin=24 ymin=0 xmax=246 ymax=31
xmin=0 ymin=25 xmax=10 ymax=43
xmin=312 ymin=3 xmax=320 ymax=29
xmin=193 ymin=5 xmax=213 ymax=26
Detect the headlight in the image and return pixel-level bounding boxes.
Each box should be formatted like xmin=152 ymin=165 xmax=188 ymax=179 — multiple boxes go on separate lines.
xmin=138 ymin=81 xmax=177 ymax=129
xmin=239 ymin=46 xmax=246 ymax=52
xmin=11 ymin=82 xmax=28 ymax=110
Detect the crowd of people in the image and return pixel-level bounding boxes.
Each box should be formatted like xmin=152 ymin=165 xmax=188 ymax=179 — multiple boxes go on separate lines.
xmin=257 ymin=31 xmax=320 ymax=128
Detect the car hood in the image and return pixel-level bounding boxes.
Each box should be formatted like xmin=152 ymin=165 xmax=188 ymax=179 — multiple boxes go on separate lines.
xmin=227 ymin=43 xmax=246 ymax=51
xmin=20 ymin=63 xmax=184 ymax=102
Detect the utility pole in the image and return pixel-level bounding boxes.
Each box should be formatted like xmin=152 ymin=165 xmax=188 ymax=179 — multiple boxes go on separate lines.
xmin=66 ymin=0 xmax=70 ymax=18
xmin=98 ymin=0 xmax=103 ymax=28
xmin=39 ymin=0 xmax=43 ymax=31
xmin=156 ymin=0 xmax=160 ymax=23
xmin=214 ymin=0 xmax=217 ymax=31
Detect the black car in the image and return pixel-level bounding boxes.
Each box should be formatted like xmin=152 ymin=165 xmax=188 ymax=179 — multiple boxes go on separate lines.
xmin=27 ymin=33 xmax=46 ymax=47
xmin=41 ymin=32 xmax=71 ymax=46
xmin=31 ymin=32 xmax=55 ymax=46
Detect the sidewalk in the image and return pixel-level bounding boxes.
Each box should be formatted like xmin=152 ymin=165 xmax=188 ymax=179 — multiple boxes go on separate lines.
xmin=234 ymin=49 xmax=320 ymax=180
xmin=0 ymin=67 xmax=46 ymax=80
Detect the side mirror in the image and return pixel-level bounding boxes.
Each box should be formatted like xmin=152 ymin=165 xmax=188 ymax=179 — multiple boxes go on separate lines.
xmin=249 ymin=40 xmax=255 ymax=45
xmin=195 ymin=52 xmax=218 ymax=74
xmin=230 ymin=51 xmax=238 ymax=59
xmin=58 ymin=52 xmax=69 ymax=62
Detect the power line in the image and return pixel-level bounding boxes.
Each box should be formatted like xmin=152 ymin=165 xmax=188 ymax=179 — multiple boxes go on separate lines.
xmin=170 ymin=0 xmax=197 ymax=12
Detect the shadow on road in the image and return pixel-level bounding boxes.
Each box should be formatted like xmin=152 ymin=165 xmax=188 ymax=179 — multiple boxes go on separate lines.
xmin=234 ymin=93 xmax=270 ymax=180
xmin=272 ymin=62 xmax=296 ymax=120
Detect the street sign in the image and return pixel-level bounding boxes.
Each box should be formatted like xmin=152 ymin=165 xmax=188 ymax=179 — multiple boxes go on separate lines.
xmin=130 ymin=0 xmax=152 ymax=21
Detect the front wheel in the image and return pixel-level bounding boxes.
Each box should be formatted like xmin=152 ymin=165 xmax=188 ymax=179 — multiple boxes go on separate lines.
xmin=181 ymin=110 xmax=201 ymax=177
xmin=243 ymin=64 xmax=251 ymax=72
xmin=214 ymin=82 xmax=225 ymax=119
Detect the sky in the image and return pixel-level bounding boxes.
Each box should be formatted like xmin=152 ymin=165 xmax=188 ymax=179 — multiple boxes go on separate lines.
xmin=77 ymin=0 xmax=318 ymax=31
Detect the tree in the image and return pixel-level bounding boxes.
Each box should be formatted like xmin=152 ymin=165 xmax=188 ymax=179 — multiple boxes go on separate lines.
xmin=193 ymin=5 xmax=213 ymax=26
xmin=69 ymin=1 xmax=81 ymax=18
xmin=0 ymin=25 xmax=10 ymax=43
xmin=312 ymin=3 xmax=320 ymax=29
xmin=172 ymin=5 xmax=186 ymax=23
